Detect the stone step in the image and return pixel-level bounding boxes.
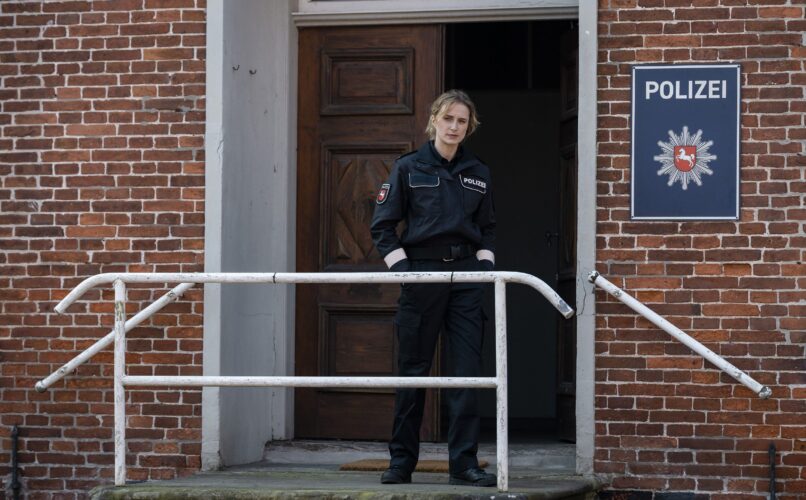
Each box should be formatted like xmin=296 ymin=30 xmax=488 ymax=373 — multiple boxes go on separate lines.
xmin=263 ymin=439 xmax=576 ymax=472
xmin=90 ymin=464 xmax=603 ymax=499
xmin=89 ymin=440 xmax=591 ymax=499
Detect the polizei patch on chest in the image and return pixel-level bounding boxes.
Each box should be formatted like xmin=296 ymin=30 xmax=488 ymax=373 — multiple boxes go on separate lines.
xmin=460 ymin=175 xmax=487 ymax=194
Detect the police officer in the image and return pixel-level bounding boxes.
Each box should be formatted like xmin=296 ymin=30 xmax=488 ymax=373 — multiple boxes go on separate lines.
xmin=371 ymin=90 xmax=496 ymax=487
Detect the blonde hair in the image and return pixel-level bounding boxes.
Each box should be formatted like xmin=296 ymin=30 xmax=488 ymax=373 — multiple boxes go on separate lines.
xmin=425 ymin=89 xmax=480 ymax=140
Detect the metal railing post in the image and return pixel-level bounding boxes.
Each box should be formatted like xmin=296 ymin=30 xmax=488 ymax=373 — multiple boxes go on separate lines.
xmin=113 ymin=279 xmax=127 ymax=486
xmin=494 ymin=278 xmax=509 ymax=492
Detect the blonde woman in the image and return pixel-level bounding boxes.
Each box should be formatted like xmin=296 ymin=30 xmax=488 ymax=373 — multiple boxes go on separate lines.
xmin=371 ymin=89 xmax=496 ymax=487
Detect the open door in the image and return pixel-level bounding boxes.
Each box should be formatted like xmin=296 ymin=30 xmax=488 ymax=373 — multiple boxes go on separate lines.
xmin=556 ymin=25 xmax=578 ymax=442
xmin=295 ymin=26 xmax=443 ymax=440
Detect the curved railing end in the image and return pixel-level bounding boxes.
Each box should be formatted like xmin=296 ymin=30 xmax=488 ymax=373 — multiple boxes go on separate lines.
xmin=54 ymin=273 xmax=117 ymax=314
xmin=504 ymin=272 xmax=575 ymax=319
xmin=557 ymin=300 xmax=575 ymax=319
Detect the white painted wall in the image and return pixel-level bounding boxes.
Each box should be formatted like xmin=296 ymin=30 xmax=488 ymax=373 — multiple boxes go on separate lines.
xmin=575 ymin=1 xmax=597 ymax=475
xmin=293 ymin=0 xmax=577 ymax=25
xmin=205 ymin=0 xmax=297 ymax=468
xmin=202 ymin=0 xmax=224 ymax=471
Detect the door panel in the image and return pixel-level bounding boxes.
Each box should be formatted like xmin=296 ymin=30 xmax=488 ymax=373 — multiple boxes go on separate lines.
xmin=321 ymin=48 xmax=414 ymax=115
xmin=296 ymin=26 xmax=443 ymax=440
xmin=321 ymin=145 xmax=408 ymax=268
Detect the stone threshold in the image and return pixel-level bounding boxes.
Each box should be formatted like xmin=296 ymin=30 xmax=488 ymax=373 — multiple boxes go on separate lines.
xmin=90 ymin=464 xmax=603 ymax=499
xmin=90 ymin=439 xmax=603 ymax=499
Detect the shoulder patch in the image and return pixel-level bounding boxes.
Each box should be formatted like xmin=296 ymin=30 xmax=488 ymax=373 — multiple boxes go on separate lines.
xmin=460 ymin=175 xmax=487 ymax=194
xmin=376 ymin=183 xmax=391 ymax=204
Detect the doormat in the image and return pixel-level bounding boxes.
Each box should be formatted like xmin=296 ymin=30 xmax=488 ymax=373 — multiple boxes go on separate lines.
xmin=339 ymin=459 xmax=488 ymax=473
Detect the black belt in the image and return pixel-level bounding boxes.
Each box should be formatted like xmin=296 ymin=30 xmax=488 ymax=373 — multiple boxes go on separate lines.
xmin=406 ymin=244 xmax=475 ymax=261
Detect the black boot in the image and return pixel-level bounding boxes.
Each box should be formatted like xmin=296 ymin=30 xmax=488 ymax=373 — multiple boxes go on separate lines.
xmin=449 ymin=467 xmax=496 ymax=487
xmin=381 ymin=466 xmax=412 ymax=484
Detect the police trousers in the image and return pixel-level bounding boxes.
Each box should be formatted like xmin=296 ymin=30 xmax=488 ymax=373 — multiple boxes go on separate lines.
xmin=389 ymin=256 xmax=485 ymax=475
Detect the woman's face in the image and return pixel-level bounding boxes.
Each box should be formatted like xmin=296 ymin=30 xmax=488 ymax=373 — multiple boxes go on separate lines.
xmin=432 ymin=102 xmax=470 ymax=147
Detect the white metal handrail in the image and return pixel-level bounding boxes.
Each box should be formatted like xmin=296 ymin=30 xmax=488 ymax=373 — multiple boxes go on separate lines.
xmin=36 ymin=283 xmax=195 ymax=393
xmin=588 ymin=271 xmax=772 ymax=400
xmin=43 ymin=271 xmax=575 ymax=492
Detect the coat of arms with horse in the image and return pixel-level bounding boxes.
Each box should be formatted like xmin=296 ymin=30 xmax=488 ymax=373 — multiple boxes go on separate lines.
xmin=653 ymin=126 xmax=717 ymax=190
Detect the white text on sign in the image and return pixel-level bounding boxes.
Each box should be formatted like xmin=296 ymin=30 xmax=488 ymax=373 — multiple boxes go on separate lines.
xmin=645 ymin=80 xmax=727 ymax=100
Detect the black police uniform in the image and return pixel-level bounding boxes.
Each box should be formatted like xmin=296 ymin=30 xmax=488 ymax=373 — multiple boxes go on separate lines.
xmin=370 ymin=140 xmax=496 ymax=477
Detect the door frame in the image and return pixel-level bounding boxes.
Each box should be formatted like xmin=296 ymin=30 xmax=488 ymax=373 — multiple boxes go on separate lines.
xmin=204 ymin=0 xmax=597 ymax=475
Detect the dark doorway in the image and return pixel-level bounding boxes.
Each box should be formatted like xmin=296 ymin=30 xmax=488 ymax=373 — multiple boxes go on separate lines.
xmin=445 ymin=20 xmax=578 ymax=442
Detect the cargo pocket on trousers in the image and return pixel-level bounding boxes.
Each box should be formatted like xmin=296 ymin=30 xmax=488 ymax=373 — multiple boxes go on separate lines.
xmin=394 ymin=309 xmax=421 ymax=361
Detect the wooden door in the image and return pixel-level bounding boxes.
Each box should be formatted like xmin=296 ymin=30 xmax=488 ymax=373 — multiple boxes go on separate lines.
xmin=296 ymin=26 xmax=443 ymax=440
xmin=556 ymin=25 xmax=578 ymax=442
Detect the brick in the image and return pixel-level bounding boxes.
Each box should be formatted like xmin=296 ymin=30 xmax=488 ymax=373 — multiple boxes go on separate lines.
xmin=65 ymin=124 xmax=115 ymax=136
xmin=90 ymin=201 xmax=143 ymax=212
xmin=143 ymin=48 xmax=194 ymax=60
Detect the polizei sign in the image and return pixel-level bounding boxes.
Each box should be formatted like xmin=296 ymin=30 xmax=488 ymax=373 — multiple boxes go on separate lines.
xmin=631 ymin=64 xmax=740 ymax=220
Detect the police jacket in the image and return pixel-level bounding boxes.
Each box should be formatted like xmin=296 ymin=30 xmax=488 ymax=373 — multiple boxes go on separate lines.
xmin=370 ymin=141 xmax=496 ymax=267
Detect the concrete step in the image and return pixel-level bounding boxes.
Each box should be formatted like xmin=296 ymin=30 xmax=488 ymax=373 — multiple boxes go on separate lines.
xmin=89 ymin=441 xmax=593 ymax=499
xmin=263 ymin=439 xmax=576 ymax=472
xmin=90 ymin=463 xmax=604 ymax=499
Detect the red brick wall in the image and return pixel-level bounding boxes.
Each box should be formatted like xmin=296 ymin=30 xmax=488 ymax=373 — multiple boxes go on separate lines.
xmin=596 ymin=1 xmax=804 ymax=498
xmin=0 ymin=0 xmax=206 ymax=497
xmin=2 ymin=0 xmax=804 ymax=498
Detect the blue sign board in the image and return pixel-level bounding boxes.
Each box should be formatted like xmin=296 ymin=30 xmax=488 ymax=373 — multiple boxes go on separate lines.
xmin=631 ymin=64 xmax=740 ymax=220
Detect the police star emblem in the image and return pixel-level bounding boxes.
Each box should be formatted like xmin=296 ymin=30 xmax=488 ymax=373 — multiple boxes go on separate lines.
xmin=653 ymin=126 xmax=716 ymax=190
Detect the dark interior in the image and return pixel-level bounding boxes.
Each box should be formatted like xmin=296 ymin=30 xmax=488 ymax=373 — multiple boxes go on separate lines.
xmin=443 ymin=20 xmax=574 ymax=441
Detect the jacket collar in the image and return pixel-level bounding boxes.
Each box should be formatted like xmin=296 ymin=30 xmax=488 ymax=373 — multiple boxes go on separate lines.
xmin=414 ymin=141 xmax=478 ymax=175
xmin=415 ymin=140 xmax=462 ymax=166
